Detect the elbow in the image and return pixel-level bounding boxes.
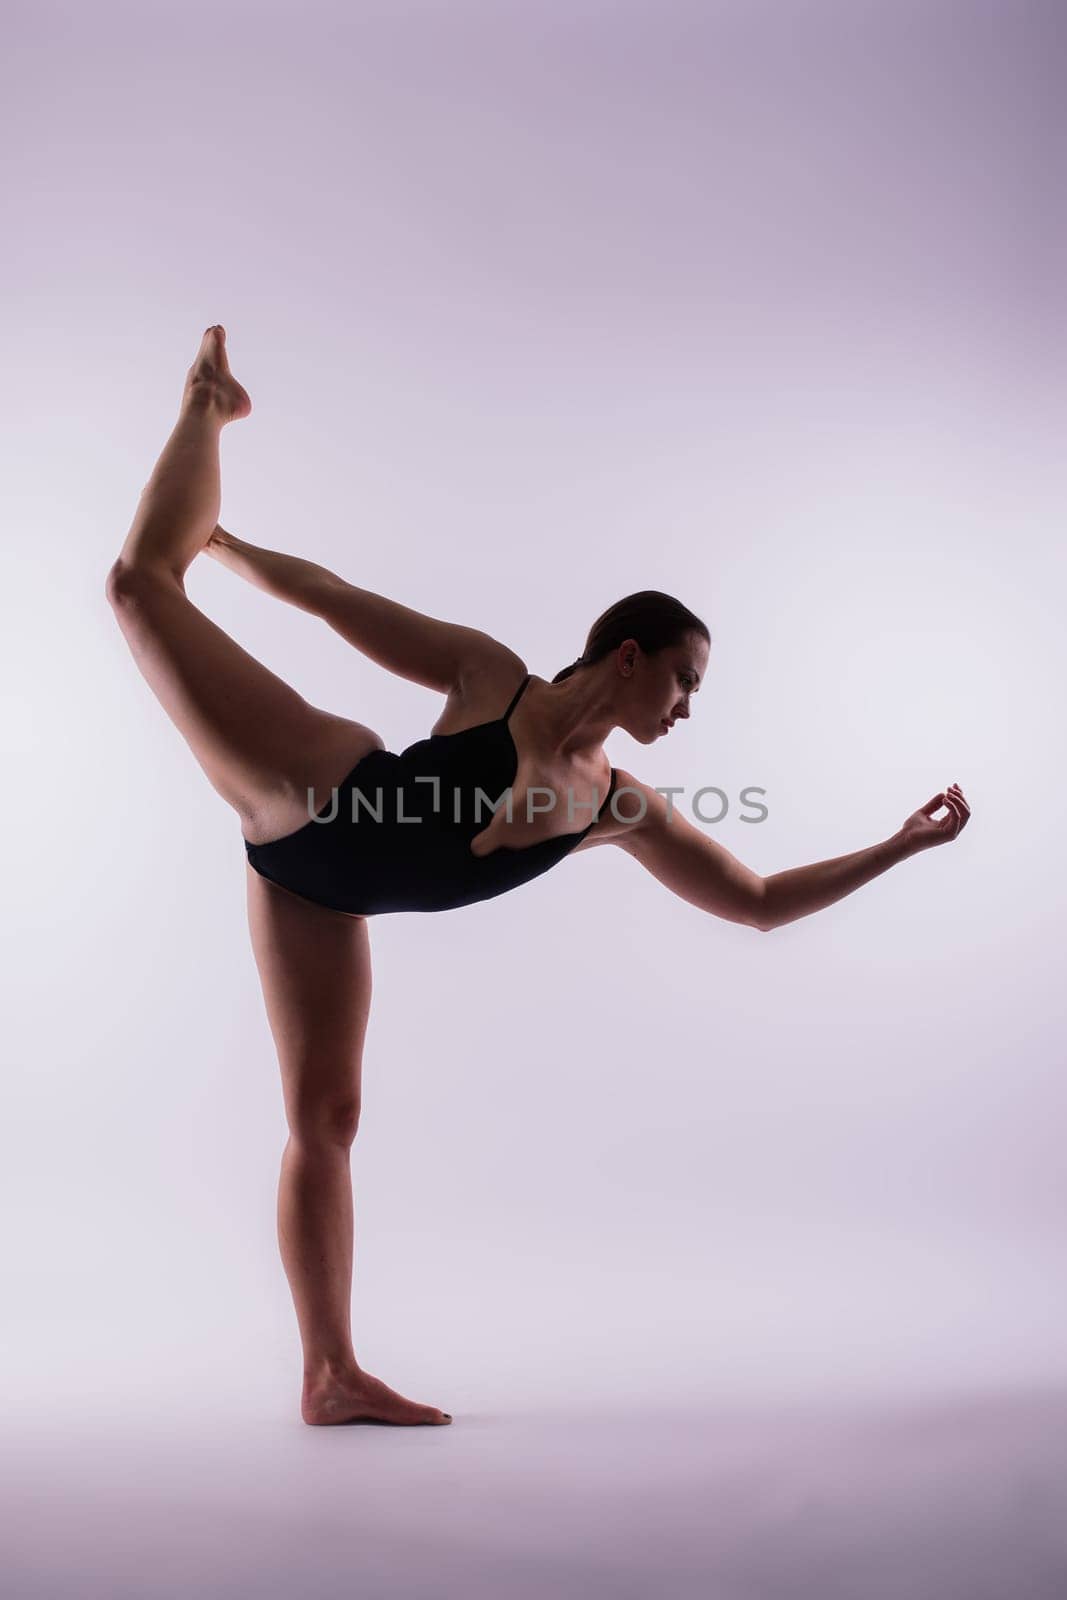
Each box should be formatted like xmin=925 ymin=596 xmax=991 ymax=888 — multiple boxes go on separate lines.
xmin=753 ymin=883 xmax=774 ymax=933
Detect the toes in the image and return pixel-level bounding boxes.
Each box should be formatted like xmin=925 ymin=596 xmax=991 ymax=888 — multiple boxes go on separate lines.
xmin=195 ymin=325 xmax=227 ymax=367
xmin=191 ymin=337 xmax=217 ymax=376
xmin=208 ymin=325 xmax=230 ymax=371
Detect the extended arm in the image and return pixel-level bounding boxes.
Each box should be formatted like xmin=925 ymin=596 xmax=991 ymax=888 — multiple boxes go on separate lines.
xmin=761 ymin=832 xmax=911 ymax=930
xmin=613 ymin=774 xmax=970 ymax=932
xmin=203 ymin=526 xmax=518 ymax=694
xmin=762 ymin=785 xmax=970 ymax=929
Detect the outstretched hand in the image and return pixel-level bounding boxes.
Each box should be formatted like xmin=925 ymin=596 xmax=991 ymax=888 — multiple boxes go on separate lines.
xmin=900 ymin=784 xmax=971 ymax=853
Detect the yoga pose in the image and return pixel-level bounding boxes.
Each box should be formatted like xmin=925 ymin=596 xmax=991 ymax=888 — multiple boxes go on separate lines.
xmin=106 ymin=326 xmax=971 ymax=1427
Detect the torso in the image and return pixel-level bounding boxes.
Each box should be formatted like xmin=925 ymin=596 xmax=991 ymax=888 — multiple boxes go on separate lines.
xmin=428 ymin=656 xmax=632 ymax=857
xmin=244 ymin=650 xmax=649 ymax=919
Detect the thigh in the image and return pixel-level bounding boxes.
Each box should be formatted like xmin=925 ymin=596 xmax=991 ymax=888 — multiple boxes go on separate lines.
xmin=245 ymin=864 xmax=373 ymax=1140
xmin=108 ymin=563 xmax=384 ymax=839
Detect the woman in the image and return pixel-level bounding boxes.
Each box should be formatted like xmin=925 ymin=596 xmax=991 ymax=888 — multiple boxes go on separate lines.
xmin=106 ymin=326 xmax=970 ymax=1428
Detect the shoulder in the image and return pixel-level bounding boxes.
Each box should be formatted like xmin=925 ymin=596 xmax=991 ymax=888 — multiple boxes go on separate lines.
xmin=580 ymin=765 xmax=711 ymax=855
xmin=459 ymin=643 xmax=529 ymax=713
xmin=572 ymin=765 xmax=659 ymax=854
xmin=460 ymin=640 xmax=528 ymax=693
xmin=431 ymin=642 xmax=529 ymax=734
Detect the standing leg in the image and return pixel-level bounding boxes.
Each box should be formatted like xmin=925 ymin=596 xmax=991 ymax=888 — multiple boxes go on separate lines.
xmin=246 ymin=867 xmax=452 ymax=1427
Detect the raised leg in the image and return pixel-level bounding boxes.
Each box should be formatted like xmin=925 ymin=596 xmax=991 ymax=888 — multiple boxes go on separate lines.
xmin=246 ymin=867 xmax=452 ymax=1426
xmin=117 ymin=325 xmax=250 ymax=581
xmin=106 ymin=327 xmax=383 ymax=841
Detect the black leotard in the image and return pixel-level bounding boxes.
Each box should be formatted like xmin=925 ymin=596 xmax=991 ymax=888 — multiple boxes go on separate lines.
xmin=244 ymin=675 xmax=618 ymax=916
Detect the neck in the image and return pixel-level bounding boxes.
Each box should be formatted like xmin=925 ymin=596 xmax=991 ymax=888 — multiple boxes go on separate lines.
xmin=536 ymin=670 xmax=615 ymax=758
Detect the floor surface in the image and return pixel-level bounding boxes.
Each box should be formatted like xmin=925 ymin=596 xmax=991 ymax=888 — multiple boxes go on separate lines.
xmin=4 ymin=1385 xmax=1066 ymax=1598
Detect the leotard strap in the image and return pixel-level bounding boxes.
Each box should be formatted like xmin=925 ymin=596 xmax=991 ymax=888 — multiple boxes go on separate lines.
xmin=502 ymin=674 xmax=531 ymax=723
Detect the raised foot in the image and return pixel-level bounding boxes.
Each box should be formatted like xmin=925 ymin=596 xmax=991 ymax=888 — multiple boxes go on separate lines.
xmin=302 ymin=1365 xmax=452 ymax=1427
xmin=183 ymin=324 xmax=252 ymax=422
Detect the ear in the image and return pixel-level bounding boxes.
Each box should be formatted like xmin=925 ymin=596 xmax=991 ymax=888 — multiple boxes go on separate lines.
xmin=616 ymin=638 xmax=639 ymax=676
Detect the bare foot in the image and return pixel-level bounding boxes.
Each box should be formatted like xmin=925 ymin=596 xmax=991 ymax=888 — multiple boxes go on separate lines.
xmin=302 ymin=1364 xmax=452 ymax=1427
xmin=183 ymin=324 xmax=252 ymax=422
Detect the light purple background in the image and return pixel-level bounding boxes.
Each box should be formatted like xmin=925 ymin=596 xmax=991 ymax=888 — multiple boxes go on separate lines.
xmin=4 ymin=1 xmax=1065 ymax=1594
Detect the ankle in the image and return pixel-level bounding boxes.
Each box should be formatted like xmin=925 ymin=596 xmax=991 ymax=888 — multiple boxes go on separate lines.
xmin=182 ymin=379 xmax=229 ymax=418
xmin=303 ymin=1352 xmax=360 ymax=1386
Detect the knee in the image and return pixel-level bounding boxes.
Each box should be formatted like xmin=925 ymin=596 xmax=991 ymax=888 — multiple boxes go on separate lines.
xmin=105 ymin=559 xmax=179 ymax=609
xmin=289 ymin=1094 xmax=362 ymax=1148
xmin=105 ymin=559 xmax=138 ymax=609
xmin=106 ymin=558 xmax=161 ymax=610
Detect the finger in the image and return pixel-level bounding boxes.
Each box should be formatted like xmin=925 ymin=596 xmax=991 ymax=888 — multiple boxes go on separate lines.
xmin=941 ymin=796 xmax=963 ymax=837
xmin=947 ymin=784 xmax=970 ymax=820
xmin=921 ymin=793 xmax=946 ymax=816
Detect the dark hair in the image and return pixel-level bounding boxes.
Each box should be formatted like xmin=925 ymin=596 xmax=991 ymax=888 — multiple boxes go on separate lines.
xmin=551 ymin=590 xmax=710 ymax=685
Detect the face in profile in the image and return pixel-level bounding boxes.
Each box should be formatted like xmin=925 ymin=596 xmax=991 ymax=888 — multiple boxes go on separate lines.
xmin=621 ymin=631 xmax=709 ymax=743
